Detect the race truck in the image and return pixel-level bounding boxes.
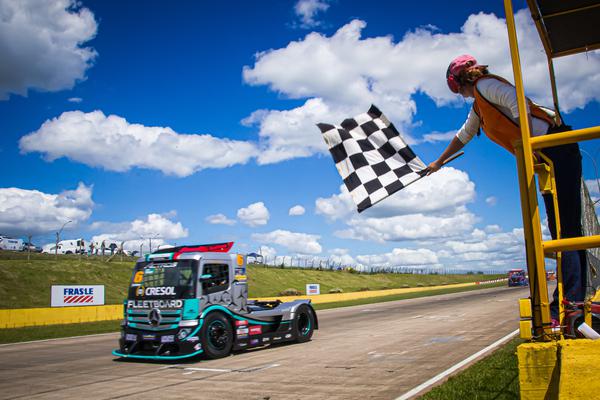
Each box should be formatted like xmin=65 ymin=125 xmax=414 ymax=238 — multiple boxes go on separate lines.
xmin=112 ymin=242 xmax=318 ymax=361
xmin=507 ymin=269 xmax=529 ymax=287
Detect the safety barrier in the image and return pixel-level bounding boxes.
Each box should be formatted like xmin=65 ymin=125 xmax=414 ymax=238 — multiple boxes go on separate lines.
xmin=0 ymin=281 xmax=501 ymax=329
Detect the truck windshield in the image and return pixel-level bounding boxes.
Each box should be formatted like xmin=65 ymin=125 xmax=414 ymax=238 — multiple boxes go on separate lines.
xmin=129 ymin=260 xmax=197 ymax=299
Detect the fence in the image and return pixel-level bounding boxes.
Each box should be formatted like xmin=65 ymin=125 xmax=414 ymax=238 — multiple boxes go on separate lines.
xmin=250 ymin=255 xmax=507 ymax=275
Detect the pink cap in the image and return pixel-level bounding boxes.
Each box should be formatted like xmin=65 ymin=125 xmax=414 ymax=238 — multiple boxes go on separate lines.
xmin=446 ymin=54 xmax=477 ymax=93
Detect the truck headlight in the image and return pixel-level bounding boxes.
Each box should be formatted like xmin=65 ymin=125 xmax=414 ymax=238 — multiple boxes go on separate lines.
xmin=178 ymin=328 xmax=192 ymax=340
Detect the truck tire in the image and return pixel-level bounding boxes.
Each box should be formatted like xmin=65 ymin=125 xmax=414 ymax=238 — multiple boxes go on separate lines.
xmin=200 ymin=312 xmax=233 ymax=359
xmin=294 ymin=305 xmax=315 ymax=343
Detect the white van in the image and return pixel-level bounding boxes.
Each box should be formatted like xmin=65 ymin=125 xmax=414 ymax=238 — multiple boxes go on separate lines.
xmin=0 ymin=236 xmax=24 ymax=251
xmin=42 ymin=239 xmax=86 ymax=254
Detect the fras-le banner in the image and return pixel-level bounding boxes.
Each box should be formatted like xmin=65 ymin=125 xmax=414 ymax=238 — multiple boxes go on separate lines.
xmin=51 ymin=285 xmax=105 ymax=307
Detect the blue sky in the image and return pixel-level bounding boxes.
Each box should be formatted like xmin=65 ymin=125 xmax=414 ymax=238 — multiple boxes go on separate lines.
xmin=1 ymin=0 xmax=599 ymax=271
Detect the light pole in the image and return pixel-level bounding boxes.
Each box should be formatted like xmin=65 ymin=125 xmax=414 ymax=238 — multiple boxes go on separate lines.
xmin=149 ymin=233 xmax=160 ymax=253
xmin=55 ymin=220 xmax=72 ymax=259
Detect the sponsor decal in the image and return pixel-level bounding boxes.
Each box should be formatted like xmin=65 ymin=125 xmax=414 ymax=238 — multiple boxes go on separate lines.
xmin=125 ymin=334 xmax=137 ymax=341
xmin=250 ymin=339 xmax=259 ymax=345
xmin=51 ymin=285 xmax=105 ymax=307
xmin=127 ymin=299 xmax=183 ymax=309
xmin=249 ymin=326 xmax=262 ymax=335
xmin=285 ymin=333 xmax=292 ymax=339
xmin=142 ymin=334 xmax=156 ymax=341
xmin=187 ymin=336 xmax=199 ymax=342
xmin=238 ymin=342 xmax=247 ymax=347
xmin=136 ymin=286 xmax=144 ymax=296
xmin=144 ymin=286 xmax=175 ymax=296
xmin=262 ymin=337 xmax=270 ymax=343
xmin=194 ymin=343 xmax=202 ymax=351
xmin=236 ymin=328 xmax=249 ymax=334
xmin=235 ymin=320 xmax=248 ymax=327
xmin=273 ymin=336 xmax=282 ymax=341
xmin=306 ymin=283 xmax=320 ymax=295
xmin=161 ymin=335 xmax=175 ymax=343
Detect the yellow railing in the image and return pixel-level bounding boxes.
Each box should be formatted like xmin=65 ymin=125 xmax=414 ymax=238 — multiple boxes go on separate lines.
xmin=505 ymin=0 xmax=600 ymax=339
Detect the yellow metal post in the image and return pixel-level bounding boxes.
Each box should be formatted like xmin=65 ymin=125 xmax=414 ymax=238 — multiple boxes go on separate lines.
xmin=504 ymin=0 xmax=552 ymax=337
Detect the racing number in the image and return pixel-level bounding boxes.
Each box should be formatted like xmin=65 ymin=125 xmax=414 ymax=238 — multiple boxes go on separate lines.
xmin=133 ymin=271 xmax=144 ymax=283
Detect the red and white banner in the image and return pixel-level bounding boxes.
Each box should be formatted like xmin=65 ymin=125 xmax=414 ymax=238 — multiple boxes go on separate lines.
xmin=51 ymin=285 xmax=105 ymax=307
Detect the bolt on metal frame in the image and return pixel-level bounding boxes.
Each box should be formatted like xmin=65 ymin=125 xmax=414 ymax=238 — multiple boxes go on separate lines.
xmin=504 ymin=0 xmax=600 ymax=339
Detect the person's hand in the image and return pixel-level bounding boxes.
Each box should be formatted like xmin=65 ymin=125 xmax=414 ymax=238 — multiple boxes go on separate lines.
xmin=427 ymin=160 xmax=442 ymax=175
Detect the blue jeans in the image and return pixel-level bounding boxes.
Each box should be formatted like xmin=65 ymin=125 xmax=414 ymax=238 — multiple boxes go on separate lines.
xmin=540 ymin=126 xmax=586 ymax=319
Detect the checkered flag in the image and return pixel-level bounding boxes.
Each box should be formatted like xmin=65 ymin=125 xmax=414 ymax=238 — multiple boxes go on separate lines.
xmin=318 ymin=105 xmax=427 ymax=213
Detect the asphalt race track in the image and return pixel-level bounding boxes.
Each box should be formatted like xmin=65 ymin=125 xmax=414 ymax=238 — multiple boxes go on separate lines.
xmin=0 ymin=286 xmax=530 ymax=400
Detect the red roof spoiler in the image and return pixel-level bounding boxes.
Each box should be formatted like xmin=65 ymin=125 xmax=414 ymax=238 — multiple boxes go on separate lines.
xmin=171 ymin=242 xmax=234 ymax=260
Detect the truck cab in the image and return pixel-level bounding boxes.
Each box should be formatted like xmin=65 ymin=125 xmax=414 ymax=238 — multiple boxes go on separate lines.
xmin=112 ymin=242 xmax=317 ymax=360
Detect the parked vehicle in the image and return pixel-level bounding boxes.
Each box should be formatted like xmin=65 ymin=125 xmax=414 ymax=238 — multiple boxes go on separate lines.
xmin=42 ymin=239 xmax=86 ymax=254
xmin=113 ymin=242 xmax=317 ymax=360
xmin=21 ymin=242 xmax=42 ymax=252
xmin=0 ymin=236 xmax=24 ymax=251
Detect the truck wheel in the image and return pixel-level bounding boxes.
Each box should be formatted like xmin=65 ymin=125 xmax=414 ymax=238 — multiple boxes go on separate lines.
xmin=200 ymin=312 xmax=233 ymax=359
xmin=294 ymin=305 xmax=315 ymax=343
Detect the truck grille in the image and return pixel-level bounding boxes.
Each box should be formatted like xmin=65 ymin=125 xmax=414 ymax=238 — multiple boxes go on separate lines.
xmin=127 ymin=309 xmax=181 ymax=331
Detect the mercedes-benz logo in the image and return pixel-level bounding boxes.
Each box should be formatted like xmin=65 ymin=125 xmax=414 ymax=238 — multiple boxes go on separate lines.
xmin=148 ymin=308 xmax=161 ymax=326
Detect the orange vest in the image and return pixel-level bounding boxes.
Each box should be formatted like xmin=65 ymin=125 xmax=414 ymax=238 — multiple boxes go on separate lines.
xmin=472 ymin=75 xmax=555 ymax=154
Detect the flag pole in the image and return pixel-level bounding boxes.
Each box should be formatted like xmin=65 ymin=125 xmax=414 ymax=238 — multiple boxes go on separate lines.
xmin=418 ymin=151 xmax=465 ymax=177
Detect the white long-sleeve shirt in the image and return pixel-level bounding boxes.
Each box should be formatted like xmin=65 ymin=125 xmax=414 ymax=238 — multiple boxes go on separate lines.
xmin=456 ymin=77 xmax=552 ymax=145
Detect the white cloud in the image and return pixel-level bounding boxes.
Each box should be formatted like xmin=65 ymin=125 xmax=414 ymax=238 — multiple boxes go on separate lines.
xmin=237 ymin=202 xmax=270 ymax=227
xmin=252 ymin=229 xmax=322 ymax=254
xmin=243 ymin=11 xmax=600 ymax=163
xmin=337 ymin=206 xmax=477 ymax=242
xmin=258 ymin=245 xmax=277 ymax=260
xmin=420 ymin=131 xmax=456 ymax=144
xmin=0 ymin=0 xmax=97 ymax=100
xmin=485 ymin=196 xmax=497 ymax=206
xmin=19 ymin=110 xmax=258 ymax=177
xmin=356 ymin=247 xmax=439 ymax=267
xmin=0 ymin=183 xmax=93 ymax=236
xmin=91 ymin=213 xmax=188 ymax=251
xmin=67 ymin=97 xmax=82 ymax=103
xmin=294 ymin=0 xmax=330 ymax=28
xmin=316 ymin=167 xmax=475 ymax=220
xmin=205 ymin=213 xmax=236 ymax=226
xmin=289 ymin=205 xmax=306 ymax=216
xmin=442 ymin=228 xmax=525 ymax=265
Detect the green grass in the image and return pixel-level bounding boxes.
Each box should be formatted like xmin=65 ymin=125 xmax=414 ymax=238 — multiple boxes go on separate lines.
xmin=419 ymin=338 xmax=522 ymax=399
xmin=0 ymin=251 xmax=502 ymax=309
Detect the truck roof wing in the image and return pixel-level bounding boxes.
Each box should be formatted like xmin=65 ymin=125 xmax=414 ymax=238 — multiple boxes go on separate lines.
xmin=149 ymin=242 xmax=234 ymax=260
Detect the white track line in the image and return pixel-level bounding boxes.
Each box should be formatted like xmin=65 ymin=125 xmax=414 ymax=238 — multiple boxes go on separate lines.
xmin=395 ymin=329 xmax=519 ymax=400
xmin=0 ymin=331 xmax=118 ymax=347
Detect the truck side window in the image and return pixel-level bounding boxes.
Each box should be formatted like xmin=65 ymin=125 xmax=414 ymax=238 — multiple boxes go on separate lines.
xmin=202 ymin=263 xmax=229 ymax=295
